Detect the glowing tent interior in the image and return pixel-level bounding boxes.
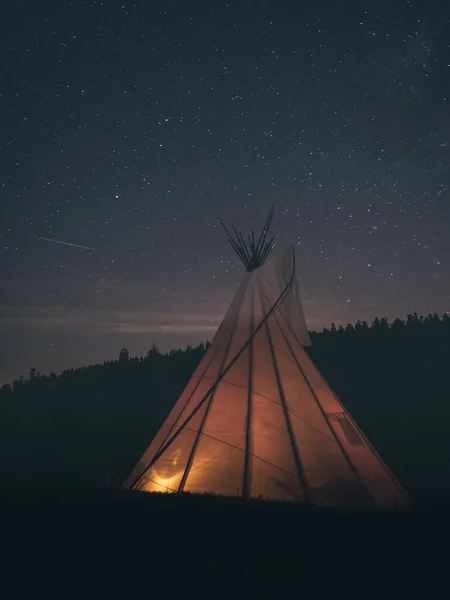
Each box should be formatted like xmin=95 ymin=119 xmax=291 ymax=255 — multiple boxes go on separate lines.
xmin=124 ymin=207 xmax=409 ymax=507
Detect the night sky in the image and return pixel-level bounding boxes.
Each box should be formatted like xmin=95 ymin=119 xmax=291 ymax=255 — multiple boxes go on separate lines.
xmin=1 ymin=0 xmax=449 ymax=384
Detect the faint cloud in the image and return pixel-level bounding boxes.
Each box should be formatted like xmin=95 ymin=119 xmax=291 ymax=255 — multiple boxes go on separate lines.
xmin=0 ymin=305 xmax=222 ymax=335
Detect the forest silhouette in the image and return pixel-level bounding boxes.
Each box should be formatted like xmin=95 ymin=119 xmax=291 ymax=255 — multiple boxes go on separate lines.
xmin=1 ymin=311 xmax=450 ymax=507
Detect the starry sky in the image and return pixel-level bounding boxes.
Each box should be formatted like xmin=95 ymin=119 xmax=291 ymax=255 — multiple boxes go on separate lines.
xmin=1 ymin=0 xmax=449 ymax=384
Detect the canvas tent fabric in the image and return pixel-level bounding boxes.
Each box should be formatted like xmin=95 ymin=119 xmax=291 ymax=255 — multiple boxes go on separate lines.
xmin=124 ymin=247 xmax=409 ymax=508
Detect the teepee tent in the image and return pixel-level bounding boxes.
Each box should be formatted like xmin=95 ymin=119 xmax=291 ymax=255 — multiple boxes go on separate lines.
xmin=125 ymin=208 xmax=409 ymax=508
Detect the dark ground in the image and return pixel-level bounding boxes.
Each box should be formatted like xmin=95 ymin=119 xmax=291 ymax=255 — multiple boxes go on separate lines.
xmin=2 ymin=487 xmax=449 ymax=592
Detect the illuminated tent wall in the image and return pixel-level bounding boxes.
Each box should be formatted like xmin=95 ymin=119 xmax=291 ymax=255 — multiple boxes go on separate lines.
xmin=124 ymin=207 xmax=409 ymax=508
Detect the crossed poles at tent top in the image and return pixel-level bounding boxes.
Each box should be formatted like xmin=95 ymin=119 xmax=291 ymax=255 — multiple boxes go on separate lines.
xmin=218 ymin=204 xmax=275 ymax=272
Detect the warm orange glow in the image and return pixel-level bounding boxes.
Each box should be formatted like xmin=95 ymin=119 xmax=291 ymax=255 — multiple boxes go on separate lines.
xmin=149 ymin=474 xmax=175 ymax=491
xmin=153 ymin=449 xmax=183 ymax=480
xmin=139 ymin=451 xmax=186 ymax=493
xmin=139 ymin=471 xmax=179 ymax=493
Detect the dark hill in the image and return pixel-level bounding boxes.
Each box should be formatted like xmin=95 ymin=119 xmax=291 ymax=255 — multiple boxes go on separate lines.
xmin=1 ymin=313 xmax=450 ymax=505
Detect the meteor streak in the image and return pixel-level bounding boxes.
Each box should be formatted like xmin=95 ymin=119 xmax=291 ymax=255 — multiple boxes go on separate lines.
xmin=38 ymin=237 xmax=98 ymax=252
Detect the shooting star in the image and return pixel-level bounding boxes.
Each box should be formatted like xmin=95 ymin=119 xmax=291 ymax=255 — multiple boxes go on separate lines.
xmin=38 ymin=237 xmax=98 ymax=252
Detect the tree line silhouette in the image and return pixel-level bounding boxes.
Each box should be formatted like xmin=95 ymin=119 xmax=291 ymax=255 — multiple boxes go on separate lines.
xmin=1 ymin=312 xmax=449 ymax=505
xmin=313 ymin=312 xmax=450 ymax=340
